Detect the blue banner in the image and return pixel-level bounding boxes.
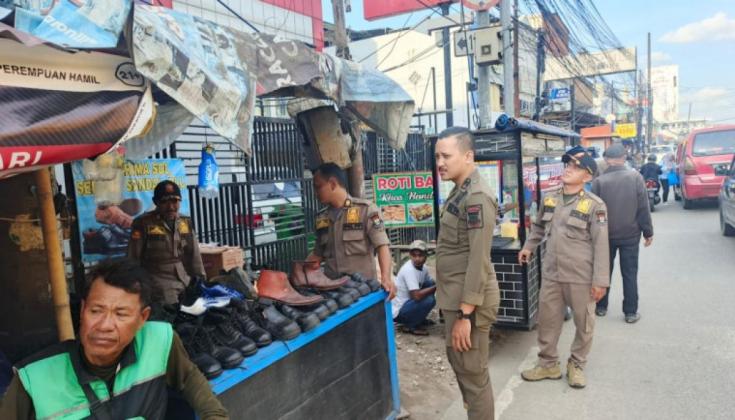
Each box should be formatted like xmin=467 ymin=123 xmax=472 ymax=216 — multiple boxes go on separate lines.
xmin=14 ymin=0 xmax=130 ymax=49
xmin=72 ymin=158 xmax=189 ymax=264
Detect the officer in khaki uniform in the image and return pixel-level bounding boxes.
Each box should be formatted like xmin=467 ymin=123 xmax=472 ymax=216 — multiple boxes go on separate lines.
xmin=307 ymin=163 xmax=396 ymax=298
xmin=519 ymin=146 xmax=610 ymax=388
xmin=128 ymin=180 xmax=205 ymax=304
xmin=435 ymin=127 xmax=500 ymax=420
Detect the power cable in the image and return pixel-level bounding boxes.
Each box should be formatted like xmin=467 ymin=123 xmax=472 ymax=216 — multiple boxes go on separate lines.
xmin=216 ymin=0 xmax=260 ymax=32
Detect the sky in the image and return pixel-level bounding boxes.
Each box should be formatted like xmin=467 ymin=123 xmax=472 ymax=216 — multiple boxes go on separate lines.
xmin=323 ymin=0 xmax=735 ymax=123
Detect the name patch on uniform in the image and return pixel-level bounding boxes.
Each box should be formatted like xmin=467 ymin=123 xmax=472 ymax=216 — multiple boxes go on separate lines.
xmin=467 ymin=204 xmax=483 ymax=229
xmin=446 ymin=203 xmax=460 ymax=217
xmin=316 ymin=217 xmax=330 ymax=230
xmin=596 ymin=210 xmax=608 ymax=225
xmin=178 ymin=220 xmax=190 ymax=234
xmin=575 ymin=199 xmax=592 ymax=215
xmin=147 ymin=225 xmax=166 ymax=235
xmin=346 ymin=207 xmax=361 ymax=224
xmin=344 ymin=222 xmax=364 ymax=231
xmin=570 ymin=210 xmax=589 ymax=221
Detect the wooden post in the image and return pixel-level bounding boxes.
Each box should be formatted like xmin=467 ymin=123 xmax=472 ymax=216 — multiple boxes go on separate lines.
xmin=34 ymin=168 xmax=75 ymax=341
xmin=331 ymin=0 xmax=364 ymax=198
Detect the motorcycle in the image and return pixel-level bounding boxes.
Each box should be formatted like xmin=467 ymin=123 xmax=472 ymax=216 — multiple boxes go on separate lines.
xmin=645 ymin=179 xmax=661 ymax=212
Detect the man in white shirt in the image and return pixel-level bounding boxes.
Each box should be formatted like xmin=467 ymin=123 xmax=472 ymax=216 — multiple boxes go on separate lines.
xmin=392 ymin=240 xmax=437 ymax=335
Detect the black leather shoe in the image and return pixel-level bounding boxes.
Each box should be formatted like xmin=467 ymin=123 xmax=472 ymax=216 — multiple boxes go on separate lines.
xmin=595 ymin=307 xmax=607 ymax=317
xmin=350 ymin=273 xmax=382 ymax=292
xmin=276 ymin=303 xmax=321 ymax=332
xmin=339 ymin=286 xmax=361 ymax=302
xmin=294 ymin=288 xmax=338 ymax=315
xmin=228 ymin=302 xmax=272 ymax=347
xmin=296 ymin=301 xmax=331 ymax=320
xmin=320 ymin=289 xmax=354 ymax=309
xmin=249 ymin=299 xmax=301 ymax=341
xmin=343 ymin=278 xmax=371 ymax=296
xmin=205 ymin=308 xmax=258 ymax=357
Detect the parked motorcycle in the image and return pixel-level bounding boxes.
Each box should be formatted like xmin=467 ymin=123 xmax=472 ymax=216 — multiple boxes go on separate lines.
xmin=646 ymin=179 xmax=661 ymax=212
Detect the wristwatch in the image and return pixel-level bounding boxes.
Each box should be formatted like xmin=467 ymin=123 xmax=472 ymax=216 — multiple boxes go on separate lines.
xmin=456 ymin=311 xmax=472 ymax=320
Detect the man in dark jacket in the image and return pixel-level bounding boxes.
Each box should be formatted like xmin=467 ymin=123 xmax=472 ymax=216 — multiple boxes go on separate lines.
xmin=591 ymin=144 xmax=653 ymax=323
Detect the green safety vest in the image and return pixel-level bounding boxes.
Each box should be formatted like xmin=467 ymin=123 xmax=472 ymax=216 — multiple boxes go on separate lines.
xmin=17 ymin=321 xmax=173 ymax=420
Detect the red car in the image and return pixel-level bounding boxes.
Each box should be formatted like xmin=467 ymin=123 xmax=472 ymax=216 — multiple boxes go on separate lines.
xmin=676 ymin=125 xmax=735 ymax=209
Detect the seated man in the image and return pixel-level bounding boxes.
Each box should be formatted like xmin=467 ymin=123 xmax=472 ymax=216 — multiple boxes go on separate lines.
xmin=392 ymin=240 xmax=437 ymax=335
xmin=0 ymin=259 xmax=228 ymax=420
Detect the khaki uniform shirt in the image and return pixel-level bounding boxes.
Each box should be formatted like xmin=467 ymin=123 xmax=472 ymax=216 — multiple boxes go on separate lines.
xmin=436 ymin=169 xmax=500 ymax=328
xmin=523 ymin=189 xmax=610 ymax=287
xmin=313 ymin=197 xmax=390 ymax=280
xmin=128 ymin=211 xmax=205 ymax=302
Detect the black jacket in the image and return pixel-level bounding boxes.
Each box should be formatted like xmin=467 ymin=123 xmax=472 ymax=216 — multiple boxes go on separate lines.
xmin=639 ymin=162 xmax=662 ymax=181
xmin=592 ymin=166 xmax=653 ymax=241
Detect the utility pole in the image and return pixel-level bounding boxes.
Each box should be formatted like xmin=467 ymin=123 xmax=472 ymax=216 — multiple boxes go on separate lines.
xmin=501 ymin=0 xmax=514 ymax=117
xmin=646 ymin=32 xmax=653 ymax=152
xmin=476 ymin=9 xmax=492 ymax=128
xmin=570 ymin=82 xmax=576 ymax=133
xmin=331 ymin=0 xmax=363 ymax=197
xmin=534 ymin=29 xmax=545 ymax=121
xmin=441 ymin=2 xmax=454 ymax=127
xmin=512 ymin=0 xmax=520 ymax=117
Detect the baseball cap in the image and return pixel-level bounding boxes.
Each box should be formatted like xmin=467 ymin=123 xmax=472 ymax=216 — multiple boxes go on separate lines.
xmin=603 ymin=144 xmax=626 ymax=159
xmin=562 ymin=146 xmax=598 ymax=176
xmin=408 ymin=240 xmax=428 ymax=253
xmin=153 ymin=180 xmax=182 ymax=203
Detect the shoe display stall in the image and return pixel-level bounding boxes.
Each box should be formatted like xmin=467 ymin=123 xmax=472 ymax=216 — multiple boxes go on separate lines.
xmin=166 ymin=268 xmax=400 ymax=419
xmin=430 ymin=116 xmax=578 ymax=330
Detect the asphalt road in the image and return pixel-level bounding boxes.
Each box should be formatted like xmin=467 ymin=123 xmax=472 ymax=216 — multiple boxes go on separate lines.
xmin=440 ymin=200 xmax=735 ymax=420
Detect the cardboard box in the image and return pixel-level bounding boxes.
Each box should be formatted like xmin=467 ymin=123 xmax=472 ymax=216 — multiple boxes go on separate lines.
xmin=200 ymin=245 xmax=244 ymax=278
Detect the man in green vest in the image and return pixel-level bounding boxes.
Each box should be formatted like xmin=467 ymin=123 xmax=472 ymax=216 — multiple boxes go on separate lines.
xmin=0 ymin=259 xmax=228 ymax=420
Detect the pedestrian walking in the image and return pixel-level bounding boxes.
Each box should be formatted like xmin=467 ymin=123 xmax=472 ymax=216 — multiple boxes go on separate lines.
xmin=435 ymin=127 xmax=500 ymax=420
xmin=519 ymin=146 xmax=609 ymax=389
xmin=591 ymin=144 xmax=653 ymax=323
xmin=659 ymin=152 xmax=676 ymax=203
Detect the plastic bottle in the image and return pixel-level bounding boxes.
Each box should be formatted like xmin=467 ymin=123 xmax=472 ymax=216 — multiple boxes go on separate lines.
xmin=198 ymin=146 xmax=219 ymax=199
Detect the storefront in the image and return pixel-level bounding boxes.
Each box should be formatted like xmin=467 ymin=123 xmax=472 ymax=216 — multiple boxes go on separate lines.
xmin=0 ymin=2 xmax=413 ymax=418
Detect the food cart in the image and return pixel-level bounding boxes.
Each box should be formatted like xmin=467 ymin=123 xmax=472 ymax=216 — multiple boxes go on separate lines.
xmin=432 ymin=119 xmax=578 ymax=329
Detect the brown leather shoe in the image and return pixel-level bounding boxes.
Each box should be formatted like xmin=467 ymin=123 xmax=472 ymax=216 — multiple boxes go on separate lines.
xmin=257 ymin=270 xmax=323 ymax=306
xmin=291 ymin=261 xmax=348 ymax=290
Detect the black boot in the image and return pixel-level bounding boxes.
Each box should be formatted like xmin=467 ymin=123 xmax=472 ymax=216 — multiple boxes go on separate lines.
xmin=228 ymin=301 xmax=272 ymax=347
xmin=176 ymin=322 xmax=238 ymax=374
xmin=249 ymin=299 xmax=301 ymax=341
xmin=205 ymin=309 xmax=258 ymax=357
xmin=275 ymin=303 xmax=321 ymax=332
xmin=219 ymin=267 xmax=258 ymax=300
xmin=350 ymin=273 xmax=382 ymax=292
xmin=338 ymin=286 xmax=361 ymax=302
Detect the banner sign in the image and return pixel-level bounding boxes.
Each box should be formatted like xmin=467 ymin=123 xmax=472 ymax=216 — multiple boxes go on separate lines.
xmin=72 ymin=159 xmax=189 ymax=264
xmin=373 ymin=172 xmax=435 ymax=228
xmin=0 ymin=31 xmax=153 ymax=179
xmin=13 ymin=0 xmax=131 ymax=49
xmin=614 ymin=123 xmax=637 ymax=139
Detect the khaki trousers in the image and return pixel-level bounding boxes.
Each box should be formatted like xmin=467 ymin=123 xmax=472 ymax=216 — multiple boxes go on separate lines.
xmin=537 ymin=280 xmax=596 ymax=368
xmin=445 ymin=317 xmax=494 ymax=420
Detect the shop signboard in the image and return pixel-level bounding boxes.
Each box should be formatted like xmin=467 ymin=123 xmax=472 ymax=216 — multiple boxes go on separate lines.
xmin=72 ymin=159 xmax=189 ymax=264
xmin=373 ymin=171 xmax=435 ymax=228
xmin=614 ymin=122 xmax=637 ymax=139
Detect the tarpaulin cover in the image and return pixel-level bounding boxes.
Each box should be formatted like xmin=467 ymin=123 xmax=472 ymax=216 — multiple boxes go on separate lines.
xmin=0 ymin=24 xmax=154 ymax=178
xmin=131 ymin=4 xmax=255 ymax=154
xmin=12 ymin=0 xmax=131 ymax=49
xmin=131 ymin=4 xmax=414 ymax=151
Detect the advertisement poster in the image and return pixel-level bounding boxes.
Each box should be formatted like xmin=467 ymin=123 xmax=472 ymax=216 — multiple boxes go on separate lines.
xmin=373 ymin=171 xmax=434 ymax=228
xmin=73 ymin=159 xmax=189 ymax=263
xmin=438 ymin=161 xmax=501 ymax=205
